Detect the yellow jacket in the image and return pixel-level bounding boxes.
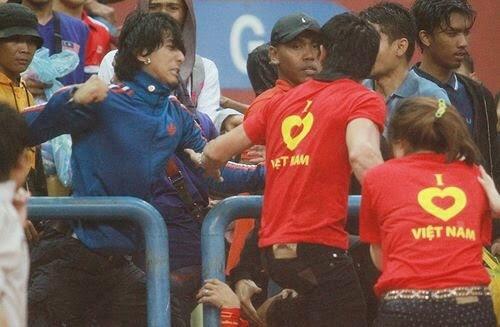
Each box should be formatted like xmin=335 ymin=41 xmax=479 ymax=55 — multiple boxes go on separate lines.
xmin=0 ymin=71 xmax=36 ymax=169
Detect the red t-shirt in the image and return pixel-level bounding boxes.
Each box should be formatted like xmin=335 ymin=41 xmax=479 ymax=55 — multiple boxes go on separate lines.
xmin=360 ymin=153 xmax=492 ymax=296
xmin=244 ymin=78 xmax=386 ymax=249
xmin=82 ymin=11 xmax=111 ymax=76
xmin=244 ymin=79 xmax=293 ymax=120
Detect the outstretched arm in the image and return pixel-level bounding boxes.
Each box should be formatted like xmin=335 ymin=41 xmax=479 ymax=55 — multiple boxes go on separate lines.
xmin=24 ymin=76 xmax=108 ymax=146
xmin=209 ymin=162 xmax=265 ymax=197
xmin=186 ymin=124 xmax=254 ymax=180
xmin=478 ymin=165 xmax=500 ymax=217
xmin=346 ymin=118 xmax=384 ymax=183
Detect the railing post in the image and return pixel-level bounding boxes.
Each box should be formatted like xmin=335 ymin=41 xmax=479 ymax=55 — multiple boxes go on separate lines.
xmin=27 ymin=197 xmax=170 ymax=327
xmin=201 ymin=195 xmax=361 ymax=327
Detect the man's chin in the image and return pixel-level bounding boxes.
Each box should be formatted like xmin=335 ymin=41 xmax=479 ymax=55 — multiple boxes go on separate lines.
xmin=166 ymin=80 xmax=179 ymax=88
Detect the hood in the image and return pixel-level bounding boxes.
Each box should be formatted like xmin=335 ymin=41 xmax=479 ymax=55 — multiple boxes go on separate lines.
xmin=137 ymin=0 xmax=196 ymax=82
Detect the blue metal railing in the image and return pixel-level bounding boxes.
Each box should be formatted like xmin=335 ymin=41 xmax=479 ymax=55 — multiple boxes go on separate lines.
xmin=201 ymin=195 xmax=361 ymax=326
xmin=28 ymin=197 xmax=170 ymax=327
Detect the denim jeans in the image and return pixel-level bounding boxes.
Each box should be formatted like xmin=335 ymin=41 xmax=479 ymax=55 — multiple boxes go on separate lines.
xmin=262 ymin=243 xmax=367 ymax=327
xmin=374 ymin=295 xmax=496 ymax=327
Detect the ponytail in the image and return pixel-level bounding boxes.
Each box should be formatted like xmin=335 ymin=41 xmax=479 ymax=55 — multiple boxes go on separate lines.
xmin=388 ymin=97 xmax=481 ymax=165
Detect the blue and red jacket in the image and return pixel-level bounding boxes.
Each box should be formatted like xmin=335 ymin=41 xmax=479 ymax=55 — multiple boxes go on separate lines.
xmin=25 ymin=71 xmax=207 ymax=254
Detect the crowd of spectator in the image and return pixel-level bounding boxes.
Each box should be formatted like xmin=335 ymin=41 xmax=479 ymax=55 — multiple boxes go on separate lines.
xmin=0 ymin=0 xmax=499 ymax=326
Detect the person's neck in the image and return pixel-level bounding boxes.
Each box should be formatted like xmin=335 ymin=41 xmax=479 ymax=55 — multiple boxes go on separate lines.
xmin=374 ymin=63 xmax=409 ymax=99
xmin=52 ymin=1 xmax=83 ymax=19
xmin=277 ymin=74 xmax=298 ymax=88
xmin=419 ymin=53 xmax=453 ymax=83
xmin=0 ymin=68 xmax=21 ymax=86
xmin=22 ymin=0 xmax=54 ymax=25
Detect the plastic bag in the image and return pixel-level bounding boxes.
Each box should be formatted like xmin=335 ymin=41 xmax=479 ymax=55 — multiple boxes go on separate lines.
xmin=23 ymin=47 xmax=79 ymax=101
xmin=41 ymin=135 xmax=73 ymax=189
xmin=483 ymin=248 xmax=500 ymax=326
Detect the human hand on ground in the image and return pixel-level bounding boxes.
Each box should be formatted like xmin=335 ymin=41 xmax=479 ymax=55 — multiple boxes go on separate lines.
xmin=235 ymin=279 xmax=264 ymax=325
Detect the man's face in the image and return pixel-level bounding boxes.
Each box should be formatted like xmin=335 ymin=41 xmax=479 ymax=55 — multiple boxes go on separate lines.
xmin=141 ymin=37 xmax=185 ymax=87
xmin=0 ymin=36 xmax=37 ymax=81
xmin=148 ymin=0 xmax=186 ymax=26
xmin=370 ymin=25 xmax=400 ymax=79
xmin=269 ymin=31 xmax=321 ymax=87
xmin=425 ymin=12 xmax=471 ymax=70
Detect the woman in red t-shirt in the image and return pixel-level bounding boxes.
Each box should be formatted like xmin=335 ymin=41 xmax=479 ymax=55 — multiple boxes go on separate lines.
xmin=360 ymin=97 xmax=496 ymax=326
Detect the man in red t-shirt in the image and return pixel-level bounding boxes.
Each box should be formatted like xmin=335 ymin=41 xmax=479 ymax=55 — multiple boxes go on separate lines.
xmin=232 ymin=13 xmax=323 ymax=323
xmin=189 ymin=13 xmax=385 ymax=326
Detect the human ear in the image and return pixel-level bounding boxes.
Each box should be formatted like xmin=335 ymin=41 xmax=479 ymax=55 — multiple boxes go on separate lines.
xmin=395 ymin=38 xmax=409 ymax=58
xmin=136 ymin=49 xmax=151 ymax=65
xmin=418 ymin=30 xmax=431 ymax=48
xmin=319 ymin=44 xmax=327 ymax=63
xmin=268 ymin=46 xmax=279 ymax=65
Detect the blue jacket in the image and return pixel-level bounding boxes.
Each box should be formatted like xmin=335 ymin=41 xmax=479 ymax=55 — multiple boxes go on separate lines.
xmin=26 ymin=71 xmax=207 ymax=253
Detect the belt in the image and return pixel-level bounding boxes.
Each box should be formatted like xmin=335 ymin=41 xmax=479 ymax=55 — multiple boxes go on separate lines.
xmin=383 ymin=286 xmax=491 ymax=301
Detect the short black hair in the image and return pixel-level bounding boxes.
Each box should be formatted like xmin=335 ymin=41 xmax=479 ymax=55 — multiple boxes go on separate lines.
xmin=0 ymin=102 xmax=29 ymax=182
xmin=317 ymin=12 xmax=380 ymax=80
xmin=360 ymin=2 xmax=416 ymax=61
xmin=114 ymin=10 xmax=185 ymax=82
xmin=246 ymin=43 xmax=278 ymax=96
xmin=411 ymin=0 xmax=476 ymax=49
xmin=266 ymin=295 xmax=307 ymax=327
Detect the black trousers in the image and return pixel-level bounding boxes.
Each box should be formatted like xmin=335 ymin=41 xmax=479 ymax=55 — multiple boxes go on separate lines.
xmin=374 ymin=295 xmax=496 ymax=327
xmin=28 ymin=230 xmax=147 ymax=326
xmin=262 ymin=243 xmax=367 ymax=327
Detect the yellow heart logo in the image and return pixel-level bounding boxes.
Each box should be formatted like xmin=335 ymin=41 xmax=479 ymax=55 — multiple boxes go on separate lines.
xmin=281 ymin=112 xmax=314 ymax=151
xmin=417 ymin=186 xmax=467 ymax=222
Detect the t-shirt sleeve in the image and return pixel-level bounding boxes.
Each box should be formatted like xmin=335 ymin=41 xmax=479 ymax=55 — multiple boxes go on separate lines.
xmin=244 ymin=98 xmax=267 ymax=120
xmin=243 ymin=99 xmax=269 ymax=145
xmin=348 ymin=91 xmax=386 ymax=133
xmin=359 ymin=174 xmax=381 ymax=244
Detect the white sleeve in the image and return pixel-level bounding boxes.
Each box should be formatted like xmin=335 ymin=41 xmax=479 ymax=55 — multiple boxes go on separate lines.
xmin=0 ymin=204 xmax=23 ymax=291
xmin=97 ymin=49 xmax=117 ymax=84
xmin=196 ymin=57 xmax=221 ymax=122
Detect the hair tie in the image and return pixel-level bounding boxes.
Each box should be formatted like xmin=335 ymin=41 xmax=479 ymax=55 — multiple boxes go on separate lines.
xmin=435 ymin=99 xmax=447 ymax=119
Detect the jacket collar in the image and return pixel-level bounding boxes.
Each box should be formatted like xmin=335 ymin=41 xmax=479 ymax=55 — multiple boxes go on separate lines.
xmin=413 ymin=63 xmax=458 ymax=91
xmin=127 ymin=70 xmax=172 ymax=108
xmin=0 ymin=71 xmax=20 ymax=86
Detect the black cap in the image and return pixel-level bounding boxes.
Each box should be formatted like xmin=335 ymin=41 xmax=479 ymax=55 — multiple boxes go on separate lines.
xmin=0 ymin=3 xmax=43 ymax=48
xmin=270 ymin=12 xmax=321 ymax=45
